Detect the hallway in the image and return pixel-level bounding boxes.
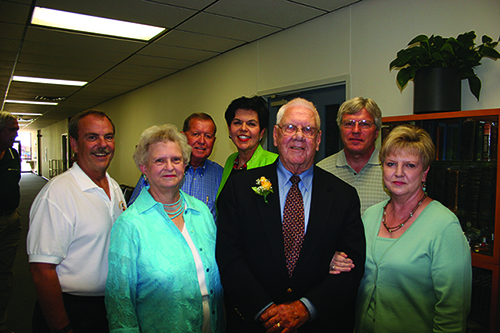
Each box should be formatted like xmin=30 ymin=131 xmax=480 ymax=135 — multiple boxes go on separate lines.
xmin=6 ymin=172 xmax=47 ymax=333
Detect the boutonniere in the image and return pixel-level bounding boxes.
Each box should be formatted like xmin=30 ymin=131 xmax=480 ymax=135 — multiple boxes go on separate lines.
xmin=252 ymin=176 xmax=273 ymax=204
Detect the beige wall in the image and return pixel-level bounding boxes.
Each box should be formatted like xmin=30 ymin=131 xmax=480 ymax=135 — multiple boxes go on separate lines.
xmin=38 ymin=118 xmax=68 ymax=179
xmin=39 ymin=0 xmax=500 ymax=185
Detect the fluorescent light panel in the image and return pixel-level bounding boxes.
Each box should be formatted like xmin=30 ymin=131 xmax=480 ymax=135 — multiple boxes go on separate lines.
xmin=10 ymin=112 xmax=43 ymax=116
xmin=13 ymin=76 xmax=87 ymax=86
xmin=31 ymin=7 xmax=165 ymax=41
xmin=6 ymin=100 xmax=58 ymax=106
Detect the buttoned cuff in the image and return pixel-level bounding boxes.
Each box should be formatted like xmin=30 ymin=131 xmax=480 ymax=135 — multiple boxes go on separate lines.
xmin=300 ymin=297 xmax=318 ymax=321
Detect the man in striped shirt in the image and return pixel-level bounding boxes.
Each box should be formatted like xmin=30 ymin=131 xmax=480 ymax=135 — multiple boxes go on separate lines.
xmin=317 ymin=97 xmax=389 ymax=215
xmin=129 ymin=113 xmax=223 ymax=222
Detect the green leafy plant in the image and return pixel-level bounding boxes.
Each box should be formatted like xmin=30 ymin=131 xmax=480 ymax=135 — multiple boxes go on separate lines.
xmin=390 ymin=31 xmax=500 ymax=100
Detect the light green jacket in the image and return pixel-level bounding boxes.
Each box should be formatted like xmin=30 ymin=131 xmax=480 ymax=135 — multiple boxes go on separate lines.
xmin=216 ymin=144 xmax=278 ymax=199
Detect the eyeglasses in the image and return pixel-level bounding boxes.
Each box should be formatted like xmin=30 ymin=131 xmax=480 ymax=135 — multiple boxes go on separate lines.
xmin=341 ymin=119 xmax=375 ymax=130
xmin=277 ymin=124 xmax=319 ymax=138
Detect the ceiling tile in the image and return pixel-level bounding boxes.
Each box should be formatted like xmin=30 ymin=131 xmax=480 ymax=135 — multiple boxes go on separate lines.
xmin=206 ymin=0 xmax=326 ymax=28
xmin=0 ymin=22 xmax=25 ymax=39
xmin=138 ymin=44 xmax=217 ymax=62
xmin=0 ymin=0 xmax=363 ymax=130
xmin=178 ymin=12 xmax=281 ymax=41
xmin=6 ymin=81 xmax=80 ymax=99
xmin=151 ymin=0 xmax=216 ymax=11
xmin=0 ymin=37 xmax=23 ymax=53
xmin=155 ymin=30 xmax=244 ymax=52
xmin=0 ymin=0 xmax=31 ymax=24
xmin=124 ymin=54 xmax=195 ymax=70
xmin=293 ymin=0 xmax=361 ymax=11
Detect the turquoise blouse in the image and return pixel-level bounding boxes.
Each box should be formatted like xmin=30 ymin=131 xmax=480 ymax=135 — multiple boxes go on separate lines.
xmin=356 ymin=200 xmax=472 ymax=333
xmin=105 ymin=189 xmax=224 ymax=333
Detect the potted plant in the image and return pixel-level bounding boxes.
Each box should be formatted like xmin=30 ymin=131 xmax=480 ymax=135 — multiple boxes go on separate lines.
xmin=390 ymin=31 xmax=500 ymax=113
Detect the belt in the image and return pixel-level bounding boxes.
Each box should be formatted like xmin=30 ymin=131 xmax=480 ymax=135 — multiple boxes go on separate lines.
xmin=0 ymin=210 xmax=15 ymax=216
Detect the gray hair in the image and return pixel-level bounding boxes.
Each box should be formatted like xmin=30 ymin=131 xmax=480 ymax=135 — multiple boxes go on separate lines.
xmin=336 ymin=97 xmax=382 ymax=130
xmin=276 ymin=98 xmax=321 ymax=128
xmin=0 ymin=112 xmax=17 ymax=129
xmin=133 ymin=124 xmax=192 ymax=170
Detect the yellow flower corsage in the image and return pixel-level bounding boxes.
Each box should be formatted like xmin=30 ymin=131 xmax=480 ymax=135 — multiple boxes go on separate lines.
xmin=252 ymin=176 xmax=273 ymax=204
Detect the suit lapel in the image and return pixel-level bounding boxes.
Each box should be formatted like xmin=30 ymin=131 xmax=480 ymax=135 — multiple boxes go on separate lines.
xmin=294 ymin=167 xmax=335 ymax=274
xmin=254 ymin=163 xmax=289 ymax=277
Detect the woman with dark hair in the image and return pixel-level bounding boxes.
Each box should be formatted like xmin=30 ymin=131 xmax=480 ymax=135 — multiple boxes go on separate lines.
xmin=217 ymin=96 xmax=278 ymax=198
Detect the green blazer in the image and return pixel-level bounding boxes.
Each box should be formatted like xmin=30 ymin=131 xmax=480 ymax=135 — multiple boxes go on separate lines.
xmin=216 ymin=144 xmax=278 ymax=199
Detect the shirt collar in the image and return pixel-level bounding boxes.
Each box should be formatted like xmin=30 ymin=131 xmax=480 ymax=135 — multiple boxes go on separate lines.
xmin=367 ymin=148 xmax=381 ymax=165
xmin=185 ymin=159 xmax=208 ymax=175
xmin=71 ymin=162 xmax=111 ymax=192
xmin=134 ymin=188 xmax=201 ymax=217
xmin=277 ymin=159 xmax=314 ymax=193
xmin=337 ymin=148 xmax=381 ymax=167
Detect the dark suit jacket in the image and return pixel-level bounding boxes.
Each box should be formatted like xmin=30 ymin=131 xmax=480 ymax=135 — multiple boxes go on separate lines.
xmin=216 ymin=161 xmax=366 ymax=332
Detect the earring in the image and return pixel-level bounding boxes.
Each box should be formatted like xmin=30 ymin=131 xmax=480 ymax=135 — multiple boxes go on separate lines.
xmin=229 ymin=135 xmax=232 ymax=139
xmin=422 ymin=181 xmax=426 ymax=192
xmin=259 ymin=137 xmax=262 ymax=142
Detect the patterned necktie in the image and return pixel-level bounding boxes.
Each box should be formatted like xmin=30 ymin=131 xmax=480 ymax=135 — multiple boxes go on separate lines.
xmin=283 ymin=175 xmax=305 ymax=278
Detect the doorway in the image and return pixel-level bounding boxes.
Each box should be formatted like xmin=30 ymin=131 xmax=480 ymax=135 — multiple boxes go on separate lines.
xmin=265 ymin=84 xmax=346 ymax=162
xmin=61 ymin=134 xmax=69 ymax=172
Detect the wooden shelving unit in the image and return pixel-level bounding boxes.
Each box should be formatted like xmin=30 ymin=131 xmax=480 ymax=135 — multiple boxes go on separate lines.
xmin=383 ymin=108 xmax=500 ymax=333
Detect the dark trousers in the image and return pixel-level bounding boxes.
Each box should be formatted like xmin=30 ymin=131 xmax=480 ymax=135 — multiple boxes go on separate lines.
xmin=0 ymin=210 xmax=21 ymax=331
xmin=32 ymin=293 xmax=108 ymax=333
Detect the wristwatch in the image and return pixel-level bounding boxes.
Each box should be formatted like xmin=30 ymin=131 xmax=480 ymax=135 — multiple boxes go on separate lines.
xmin=51 ymin=324 xmax=72 ymax=333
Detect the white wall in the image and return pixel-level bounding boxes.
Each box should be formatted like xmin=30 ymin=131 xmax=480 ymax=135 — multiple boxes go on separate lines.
xmin=350 ymin=0 xmax=500 ymax=115
xmin=95 ymin=0 xmax=500 ymax=186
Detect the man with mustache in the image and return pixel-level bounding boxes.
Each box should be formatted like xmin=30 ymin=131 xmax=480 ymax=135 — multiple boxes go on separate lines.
xmin=128 ymin=113 xmax=223 ymax=222
xmin=317 ymin=97 xmax=389 ymax=215
xmin=27 ymin=110 xmax=126 ymax=333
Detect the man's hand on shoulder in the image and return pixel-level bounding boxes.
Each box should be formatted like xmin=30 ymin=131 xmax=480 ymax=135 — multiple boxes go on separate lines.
xmin=259 ymin=301 xmax=309 ymax=333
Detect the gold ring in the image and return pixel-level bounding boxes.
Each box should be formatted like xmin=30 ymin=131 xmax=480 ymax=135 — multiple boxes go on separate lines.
xmin=276 ymin=322 xmax=281 ymax=328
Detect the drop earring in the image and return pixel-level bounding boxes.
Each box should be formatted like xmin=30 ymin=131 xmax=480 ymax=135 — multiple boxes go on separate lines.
xmin=422 ymin=181 xmax=427 ymax=192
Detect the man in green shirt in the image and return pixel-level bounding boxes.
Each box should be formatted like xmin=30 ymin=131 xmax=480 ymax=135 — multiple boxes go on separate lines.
xmin=317 ymin=97 xmax=389 ymax=215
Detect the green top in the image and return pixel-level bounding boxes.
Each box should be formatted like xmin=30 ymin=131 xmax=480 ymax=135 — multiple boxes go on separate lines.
xmin=356 ymin=200 xmax=471 ymax=333
xmin=216 ymin=144 xmax=278 ymax=199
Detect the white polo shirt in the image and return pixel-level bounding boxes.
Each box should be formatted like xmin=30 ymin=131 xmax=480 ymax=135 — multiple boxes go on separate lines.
xmin=27 ymin=163 xmax=126 ymax=296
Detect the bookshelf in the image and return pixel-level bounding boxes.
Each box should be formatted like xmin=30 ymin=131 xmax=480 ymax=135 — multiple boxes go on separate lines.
xmin=383 ymin=108 xmax=500 ymax=333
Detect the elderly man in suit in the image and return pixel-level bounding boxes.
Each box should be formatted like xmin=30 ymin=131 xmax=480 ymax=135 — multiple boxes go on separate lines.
xmin=216 ymin=97 xmax=366 ymax=332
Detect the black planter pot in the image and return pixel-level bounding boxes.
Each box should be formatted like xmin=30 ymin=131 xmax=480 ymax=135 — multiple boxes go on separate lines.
xmin=413 ymin=67 xmax=461 ymax=114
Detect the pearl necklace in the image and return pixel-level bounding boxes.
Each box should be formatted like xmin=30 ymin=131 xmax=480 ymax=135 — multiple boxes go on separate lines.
xmin=163 ymin=193 xmax=185 ymax=219
xmin=382 ymin=193 xmax=427 ymax=233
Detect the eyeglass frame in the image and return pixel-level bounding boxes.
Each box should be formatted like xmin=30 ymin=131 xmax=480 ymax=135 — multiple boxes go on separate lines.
xmin=276 ymin=124 xmax=320 ymax=138
xmin=341 ymin=119 xmax=375 ymax=130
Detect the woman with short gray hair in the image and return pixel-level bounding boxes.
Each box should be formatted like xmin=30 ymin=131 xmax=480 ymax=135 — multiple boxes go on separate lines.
xmin=105 ymin=124 xmax=224 ymax=332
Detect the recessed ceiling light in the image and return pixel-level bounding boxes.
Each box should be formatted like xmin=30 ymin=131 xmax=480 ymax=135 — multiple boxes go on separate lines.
xmin=6 ymin=100 xmax=58 ymax=106
xmin=10 ymin=112 xmax=43 ymax=116
xmin=13 ymin=76 xmax=87 ymax=86
xmin=31 ymin=6 xmax=166 ymax=41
